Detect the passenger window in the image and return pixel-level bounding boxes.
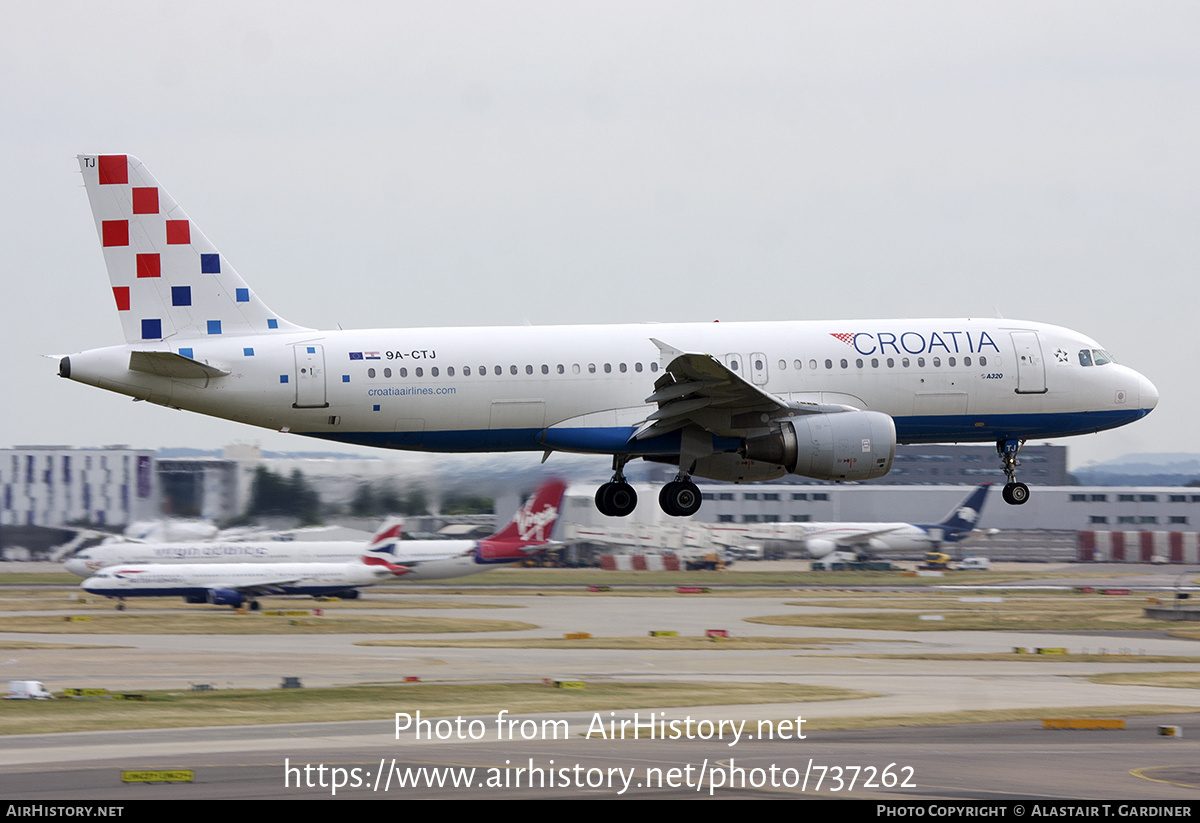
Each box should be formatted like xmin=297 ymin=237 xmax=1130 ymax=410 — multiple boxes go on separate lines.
xmin=431 ymin=367 xmax=439 ymax=377
xmin=620 ymin=363 xmax=627 ymax=373
xmin=948 ymin=357 xmax=955 ymax=367
xmin=840 ymin=359 xmax=848 ymax=369
xmin=871 ymin=358 xmax=879 ymax=368
xmin=416 ymin=367 xmax=423 ymax=377
xmin=588 ymin=363 xmax=596 ymax=374
xmin=886 ymin=358 xmax=894 ymax=368
xmin=825 ymin=359 xmax=833 ymax=369
xmin=510 ymin=365 xmax=518 ymax=375
xmin=917 ymin=357 xmax=925 ymax=367
xmin=604 ymin=363 xmax=611 ymax=374
xmin=650 ymin=362 xmax=659 ymax=372
xmin=525 ymin=365 xmax=533 ymax=375
xmin=932 ymin=358 xmax=940 ymax=367
xmin=979 ymin=356 xmax=987 ymax=366
xmin=635 ymin=363 xmax=643 ymax=372
xmin=557 ymin=364 xmax=564 ymax=374
xmin=963 ymin=357 xmax=970 ymax=367
xmin=541 ymin=365 xmax=549 ymax=375
xmin=809 ymin=360 xmax=817 ymax=370
xmin=400 ymin=368 xmax=408 ymax=377
xmin=494 ymin=365 xmax=502 ymax=375
xmin=463 ymin=366 xmax=471 ymax=376
xmin=368 ymin=368 xmax=376 ymax=378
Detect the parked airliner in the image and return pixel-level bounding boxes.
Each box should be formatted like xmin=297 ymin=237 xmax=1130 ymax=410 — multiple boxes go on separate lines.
xmin=571 ymin=483 xmax=993 ymax=560
xmin=712 ymin=483 xmax=994 ymax=560
xmin=80 ymin=479 xmax=566 ymax=609
xmin=59 ymin=155 xmax=1158 ymax=517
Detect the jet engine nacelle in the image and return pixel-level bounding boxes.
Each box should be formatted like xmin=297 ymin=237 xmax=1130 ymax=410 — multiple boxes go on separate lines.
xmin=805 ymin=538 xmax=839 ymax=559
xmin=206 ymin=589 xmax=245 ymax=607
xmin=740 ymin=410 xmax=896 ymax=482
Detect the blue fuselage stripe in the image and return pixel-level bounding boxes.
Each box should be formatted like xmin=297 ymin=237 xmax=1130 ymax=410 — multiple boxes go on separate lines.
xmin=306 ymin=408 xmax=1153 ymax=454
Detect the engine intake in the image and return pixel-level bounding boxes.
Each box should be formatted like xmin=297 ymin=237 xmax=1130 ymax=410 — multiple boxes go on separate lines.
xmin=740 ymin=410 xmax=895 ymax=481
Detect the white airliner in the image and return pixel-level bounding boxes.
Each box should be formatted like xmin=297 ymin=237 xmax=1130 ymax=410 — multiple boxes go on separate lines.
xmin=571 ymin=483 xmax=993 ymax=560
xmin=708 ymin=483 xmax=994 ymax=559
xmin=59 ymin=155 xmax=1158 ymax=517
xmin=80 ymin=479 xmax=566 ymax=609
xmin=64 ymin=526 xmax=396 ymax=577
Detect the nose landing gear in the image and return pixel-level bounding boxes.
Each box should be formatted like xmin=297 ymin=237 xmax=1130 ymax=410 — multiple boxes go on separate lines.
xmin=997 ymin=439 xmax=1029 ymax=505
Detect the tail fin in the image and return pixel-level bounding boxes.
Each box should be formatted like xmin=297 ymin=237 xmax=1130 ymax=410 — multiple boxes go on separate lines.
xmin=937 ymin=484 xmax=991 ymax=534
xmin=362 ymin=515 xmax=405 ymax=561
xmin=476 ymin=479 xmax=568 ymax=561
xmin=78 ymin=154 xmax=308 ymax=343
xmin=362 ymin=518 xmax=408 ymax=575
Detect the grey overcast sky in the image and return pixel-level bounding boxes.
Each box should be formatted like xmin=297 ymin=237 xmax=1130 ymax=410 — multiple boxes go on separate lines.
xmin=2 ymin=1 xmax=1196 ymax=468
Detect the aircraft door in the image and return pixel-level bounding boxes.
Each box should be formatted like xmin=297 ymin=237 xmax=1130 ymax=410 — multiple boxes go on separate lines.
xmin=1010 ymin=332 xmax=1047 ymax=394
xmin=293 ymin=344 xmax=329 ymax=408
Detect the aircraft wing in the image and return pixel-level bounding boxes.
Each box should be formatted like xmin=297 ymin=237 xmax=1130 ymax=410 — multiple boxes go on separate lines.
xmin=211 ymin=575 xmax=306 ymax=595
xmin=633 ymin=339 xmax=853 ymax=441
xmin=826 ymin=527 xmax=907 ymax=546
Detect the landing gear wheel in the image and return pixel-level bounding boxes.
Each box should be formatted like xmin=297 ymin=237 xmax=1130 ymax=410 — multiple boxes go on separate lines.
xmin=116 ymin=602 xmax=125 ymax=611
xmin=595 ymin=482 xmax=638 ymax=517
xmin=659 ymin=480 xmax=702 ymax=517
xmin=249 ymin=600 xmax=261 ymax=612
xmin=997 ymin=439 xmax=1029 ymax=506
xmin=1002 ymin=482 xmax=1029 ymax=506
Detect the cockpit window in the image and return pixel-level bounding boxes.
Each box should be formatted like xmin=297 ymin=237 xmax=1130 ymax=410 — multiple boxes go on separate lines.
xmin=1079 ymin=349 xmax=1114 ymax=366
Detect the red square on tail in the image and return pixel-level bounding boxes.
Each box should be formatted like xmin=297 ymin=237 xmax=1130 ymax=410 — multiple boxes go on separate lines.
xmin=102 ymin=220 xmax=128 ymax=247
xmin=98 ymin=155 xmax=127 ymax=185
xmin=132 ymin=188 xmax=159 ymax=214
xmin=136 ymin=253 xmax=161 ymax=278
xmin=166 ymin=220 xmax=190 ymax=245
xmin=112 ymin=286 xmax=130 ymax=311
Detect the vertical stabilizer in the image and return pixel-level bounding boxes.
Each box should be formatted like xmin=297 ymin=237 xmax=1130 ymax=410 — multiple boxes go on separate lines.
xmin=936 ymin=484 xmax=991 ymax=534
xmin=476 ymin=479 xmax=567 ymax=560
xmin=78 ymin=154 xmax=309 ymax=343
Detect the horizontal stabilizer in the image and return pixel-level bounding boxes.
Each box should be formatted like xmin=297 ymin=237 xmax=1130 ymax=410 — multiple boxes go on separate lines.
xmin=128 ymin=351 xmax=229 ymax=379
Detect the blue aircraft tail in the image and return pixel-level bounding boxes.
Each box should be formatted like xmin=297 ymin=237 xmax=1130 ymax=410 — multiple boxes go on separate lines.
xmin=929 ymin=484 xmax=991 ymax=540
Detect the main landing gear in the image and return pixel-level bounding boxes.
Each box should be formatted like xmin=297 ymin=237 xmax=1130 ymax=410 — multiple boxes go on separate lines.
xmin=595 ymin=456 xmax=638 ymax=517
xmin=997 ymin=439 xmax=1030 ymax=505
xmin=659 ymin=475 xmax=702 ymax=517
xmin=594 ymin=457 xmax=702 ymax=518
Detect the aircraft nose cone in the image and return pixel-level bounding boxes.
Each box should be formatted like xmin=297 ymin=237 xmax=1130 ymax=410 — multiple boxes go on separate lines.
xmin=1139 ymin=372 xmax=1159 ymax=413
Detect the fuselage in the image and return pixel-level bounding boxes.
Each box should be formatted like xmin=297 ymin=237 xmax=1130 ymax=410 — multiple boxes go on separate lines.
xmin=64 ymin=541 xmax=369 ymax=577
xmin=69 ymin=539 xmax=524 ymax=581
xmin=80 ymin=559 xmax=398 ymax=599
xmin=62 ymin=317 xmax=1157 ymax=461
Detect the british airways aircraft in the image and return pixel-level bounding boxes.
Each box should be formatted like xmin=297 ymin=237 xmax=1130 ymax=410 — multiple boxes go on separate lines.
xmin=80 ymin=479 xmax=566 ymax=609
xmin=59 ymin=155 xmax=1158 ymax=517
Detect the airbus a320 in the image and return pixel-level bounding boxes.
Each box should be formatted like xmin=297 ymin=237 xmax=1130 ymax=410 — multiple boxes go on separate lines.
xmin=59 ymin=155 xmax=1158 ymax=516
